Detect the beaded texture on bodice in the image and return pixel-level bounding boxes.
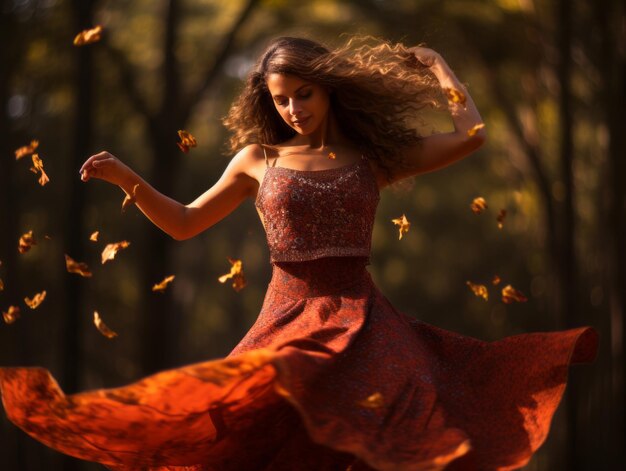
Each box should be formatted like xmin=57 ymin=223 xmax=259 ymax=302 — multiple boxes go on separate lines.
xmin=255 ymin=157 xmax=380 ymax=263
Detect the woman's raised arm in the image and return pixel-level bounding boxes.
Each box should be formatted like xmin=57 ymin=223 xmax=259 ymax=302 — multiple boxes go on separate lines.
xmin=390 ymin=47 xmax=487 ymax=182
xmin=79 ymin=144 xmax=261 ymax=240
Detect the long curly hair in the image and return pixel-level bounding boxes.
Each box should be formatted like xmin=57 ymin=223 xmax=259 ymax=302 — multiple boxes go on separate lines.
xmin=223 ymin=36 xmax=445 ymax=183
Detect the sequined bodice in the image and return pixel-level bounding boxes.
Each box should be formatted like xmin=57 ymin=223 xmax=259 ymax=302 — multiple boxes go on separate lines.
xmin=255 ymin=158 xmax=380 ymax=263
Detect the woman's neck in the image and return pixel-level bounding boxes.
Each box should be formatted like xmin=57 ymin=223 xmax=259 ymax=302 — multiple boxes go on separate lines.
xmin=288 ymin=109 xmax=349 ymax=150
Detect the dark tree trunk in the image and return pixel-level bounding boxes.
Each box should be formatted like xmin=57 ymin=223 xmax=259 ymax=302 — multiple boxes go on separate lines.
xmin=555 ymin=0 xmax=583 ymax=469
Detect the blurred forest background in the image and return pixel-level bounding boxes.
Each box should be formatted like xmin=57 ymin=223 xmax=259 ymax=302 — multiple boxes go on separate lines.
xmin=0 ymin=0 xmax=624 ymax=469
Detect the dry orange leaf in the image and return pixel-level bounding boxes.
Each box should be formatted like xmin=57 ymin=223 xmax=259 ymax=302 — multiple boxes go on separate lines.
xmin=24 ymin=290 xmax=46 ymax=309
xmin=218 ymin=257 xmax=246 ymax=292
xmin=2 ymin=306 xmax=20 ymax=324
xmin=0 ymin=278 xmax=4 ymax=291
xmin=497 ymin=209 xmax=507 ymax=229
xmin=177 ymin=130 xmax=197 ymax=153
xmin=492 ymin=275 xmax=501 ymax=286
xmin=443 ymin=87 xmax=466 ymax=106
xmin=467 ymin=123 xmax=485 ymax=137
xmin=470 ymin=197 xmax=488 ymax=214
xmin=357 ymin=392 xmax=385 ymax=409
xmin=121 ymin=184 xmax=139 ymax=212
xmin=391 ymin=214 xmax=410 ymax=240
xmin=502 ymin=285 xmax=528 ymax=304
xmin=93 ymin=311 xmax=117 ymax=338
xmin=73 ymin=25 xmax=103 ymax=46
xmin=152 ymin=275 xmax=175 ymax=293
xmin=466 ymin=281 xmax=489 ymax=301
xmin=101 ymin=241 xmax=130 ymax=264
xmin=30 ymin=154 xmax=50 ymax=186
xmin=328 ymin=152 xmax=337 ymax=160
xmin=65 ymin=254 xmax=92 ymax=277
xmin=15 ymin=140 xmax=39 ymax=160
xmin=89 ymin=231 xmax=99 ymax=242
xmin=18 ymin=230 xmax=36 ymax=254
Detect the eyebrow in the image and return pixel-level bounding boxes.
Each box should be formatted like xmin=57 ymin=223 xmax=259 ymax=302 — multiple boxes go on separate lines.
xmin=272 ymin=84 xmax=312 ymax=98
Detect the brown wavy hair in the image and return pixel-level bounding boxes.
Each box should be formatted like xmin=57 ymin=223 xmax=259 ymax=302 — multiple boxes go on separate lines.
xmin=223 ymin=36 xmax=445 ymax=183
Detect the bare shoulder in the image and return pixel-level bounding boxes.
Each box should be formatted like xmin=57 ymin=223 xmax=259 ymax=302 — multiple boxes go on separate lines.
xmin=224 ymin=144 xmax=266 ymax=198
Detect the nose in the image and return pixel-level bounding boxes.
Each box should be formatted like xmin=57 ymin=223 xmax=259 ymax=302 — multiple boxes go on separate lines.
xmin=289 ymin=98 xmax=302 ymax=116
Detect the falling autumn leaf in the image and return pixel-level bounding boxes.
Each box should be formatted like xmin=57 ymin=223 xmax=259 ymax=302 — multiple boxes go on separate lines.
xmin=15 ymin=140 xmax=39 ymax=160
xmin=466 ymin=281 xmax=489 ymax=301
xmin=73 ymin=25 xmax=103 ymax=46
xmin=65 ymin=254 xmax=92 ymax=277
xmin=391 ymin=214 xmax=410 ymax=240
xmin=121 ymin=184 xmax=139 ymax=212
xmin=502 ymin=285 xmax=528 ymax=304
xmin=18 ymin=230 xmax=36 ymax=254
xmin=218 ymin=257 xmax=246 ymax=292
xmin=470 ymin=197 xmax=488 ymax=214
xmin=492 ymin=275 xmax=501 ymax=286
xmin=30 ymin=154 xmax=50 ymax=186
xmin=24 ymin=290 xmax=46 ymax=309
xmin=177 ymin=130 xmax=197 ymax=153
xmin=2 ymin=306 xmax=20 ymax=324
xmin=443 ymin=87 xmax=466 ymax=106
xmin=89 ymin=231 xmax=99 ymax=242
xmin=101 ymin=241 xmax=130 ymax=264
xmin=357 ymin=392 xmax=385 ymax=409
xmin=497 ymin=209 xmax=507 ymax=229
xmin=152 ymin=275 xmax=175 ymax=293
xmin=0 ymin=279 xmax=4 ymax=291
xmin=328 ymin=152 xmax=337 ymax=160
xmin=93 ymin=311 xmax=117 ymax=338
xmin=467 ymin=123 xmax=485 ymax=137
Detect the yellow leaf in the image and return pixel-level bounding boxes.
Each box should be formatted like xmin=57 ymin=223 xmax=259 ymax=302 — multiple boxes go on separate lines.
xmin=177 ymin=130 xmax=197 ymax=153
xmin=121 ymin=184 xmax=139 ymax=213
xmin=470 ymin=197 xmax=488 ymax=214
xmin=93 ymin=311 xmax=117 ymax=338
xmin=101 ymin=241 xmax=130 ymax=264
xmin=18 ymin=230 xmax=36 ymax=254
xmin=391 ymin=214 xmax=410 ymax=240
xmin=14 ymin=140 xmax=39 ymax=160
xmin=2 ymin=306 xmax=20 ymax=324
xmin=73 ymin=25 xmax=103 ymax=46
xmin=152 ymin=275 xmax=175 ymax=293
xmin=466 ymin=281 xmax=489 ymax=301
xmin=218 ymin=257 xmax=246 ymax=291
xmin=467 ymin=123 xmax=485 ymax=137
xmin=443 ymin=87 xmax=466 ymax=106
xmin=24 ymin=290 xmax=47 ymax=309
xmin=501 ymin=284 xmax=527 ymax=304
xmin=65 ymin=254 xmax=92 ymax=277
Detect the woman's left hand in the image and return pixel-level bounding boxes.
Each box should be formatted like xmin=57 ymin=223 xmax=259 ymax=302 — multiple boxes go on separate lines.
xmin=408 ymin=46 xmax=442 ymax=68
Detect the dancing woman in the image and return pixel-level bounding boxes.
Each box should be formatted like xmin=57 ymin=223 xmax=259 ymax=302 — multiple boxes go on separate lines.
xmin=0 ymin=36 xmax=598 ymax=470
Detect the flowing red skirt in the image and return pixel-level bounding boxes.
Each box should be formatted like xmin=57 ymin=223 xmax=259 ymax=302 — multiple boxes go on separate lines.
xmin=0 ymin=257 xmax=598 ymax=470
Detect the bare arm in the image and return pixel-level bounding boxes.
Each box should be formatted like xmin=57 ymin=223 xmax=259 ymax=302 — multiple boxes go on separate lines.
xmin=386 ymin=48 xmax=487 ymax=184
xmin=79 ymin=145 xmax=261 ymax=240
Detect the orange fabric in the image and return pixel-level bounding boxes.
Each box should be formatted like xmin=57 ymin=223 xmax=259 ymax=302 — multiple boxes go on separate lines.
xmin=0 ymin=257 xmax=598 ymax=470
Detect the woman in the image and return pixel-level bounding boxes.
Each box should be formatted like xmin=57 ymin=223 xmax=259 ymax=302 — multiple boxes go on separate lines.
xmin=0 ymin=36 xmax=598 ymax=470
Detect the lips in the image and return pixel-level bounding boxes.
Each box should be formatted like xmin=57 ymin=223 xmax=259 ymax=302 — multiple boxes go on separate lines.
xmin=292 ymin=116 xmax=311 ymax=127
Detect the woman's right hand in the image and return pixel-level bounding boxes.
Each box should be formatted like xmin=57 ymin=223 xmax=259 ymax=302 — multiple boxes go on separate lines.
xmin=79 ymin=151 xmax=132 ymax=187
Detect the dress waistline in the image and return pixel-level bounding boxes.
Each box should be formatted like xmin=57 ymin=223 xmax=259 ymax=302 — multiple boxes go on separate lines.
xmin=269 ymin=256 xmax=374 ymax=299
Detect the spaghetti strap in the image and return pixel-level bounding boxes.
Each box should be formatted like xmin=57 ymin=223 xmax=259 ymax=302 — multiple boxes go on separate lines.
xmin=261 ymin=144 xmax=269 ymax=168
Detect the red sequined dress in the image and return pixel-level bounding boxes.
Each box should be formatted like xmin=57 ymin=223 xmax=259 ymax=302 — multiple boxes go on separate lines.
xmin=0 ymin=154 xmax=598 ymax=470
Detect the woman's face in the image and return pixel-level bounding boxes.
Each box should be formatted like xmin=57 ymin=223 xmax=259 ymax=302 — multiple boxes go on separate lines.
xmin=266 ymin=73 xmax=330 ymax=135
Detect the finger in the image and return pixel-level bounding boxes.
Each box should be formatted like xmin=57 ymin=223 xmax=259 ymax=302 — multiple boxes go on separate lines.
xmin=80 ymin=151 xmax=110 ymax=173
xmin=92 ymin=157 xmax=115 ymax=168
